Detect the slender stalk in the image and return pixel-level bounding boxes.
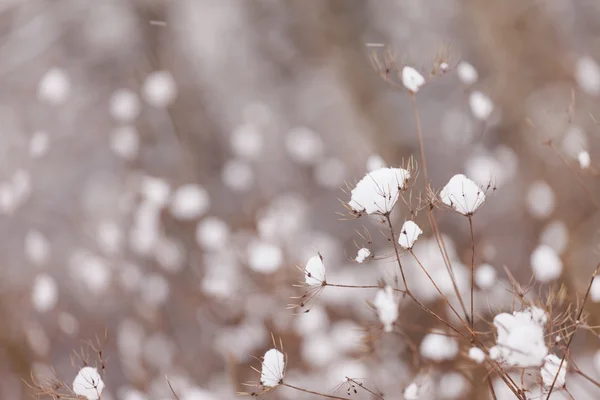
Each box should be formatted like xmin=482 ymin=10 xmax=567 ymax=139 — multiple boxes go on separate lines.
xmin=326 ymin=282 xmax=406 ymax=294
xmin=386 ymin=214 xmax=409 ymax=291
xmin=487 ymin=376 xmax=498 ymax=400
xmin=468 ymin=216 xmax=475 ymax=330
xmin=282 ymin=383 xmax=349 ymax=400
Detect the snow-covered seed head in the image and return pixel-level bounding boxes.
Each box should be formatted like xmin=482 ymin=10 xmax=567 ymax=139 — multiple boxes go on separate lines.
xmin=541 ymin=354 xmax=567 ymax=388
xmin=402 ymin=66 xmax=426 ymax=93
xmin=440 ymin=174 xmax=486 ymax=216
xmin=348 ymin=167 xmax=411 ymax=216
xmin=304 ymin=254 xmax=326 ymax=286
xmin=260 ymin=348 xmax=285 ymax=388
xmin=72 ymin=367 xmax=104 ymax=400
xmin=398 ymin=220 xmax=423 ymax=250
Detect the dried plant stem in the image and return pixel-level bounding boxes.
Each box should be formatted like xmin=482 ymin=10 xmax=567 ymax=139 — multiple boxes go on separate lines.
xmin=326 ymin=282 xmax=406 ymax=294
xmin=386 ymin=214 xmax=409 ymax=290
xmin=166 ymin=376 xmax=181 ymax=400
xmin=468 ymin=216 xmax=475 ymax=330
xmin=282 ymin=383 xmax=350 ymax=400
xmin=545 ymin=262 xmax=600 ymax=398
xmin=487 ymin=376 xmax=498 ymax=400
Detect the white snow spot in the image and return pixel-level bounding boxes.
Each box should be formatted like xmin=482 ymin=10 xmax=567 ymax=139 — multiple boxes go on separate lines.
xmin=457 ymin=61 xmax=478 ymax=85
xmin=469 ymin=91 xmax=494 ymax=120
xmin=355 ymin=248 xmax=371 ymax=263
xmin=109 ymin=89 xmax=140 ymax=122
xmin=38 ymin=68 xmax=70 ymax=105
xmin=169 ymin=184 xmax=210 ymax=220
xmin=247 ymin=240 xmax=282 ymax=274
xmin=195 ymin=217 xmax=230 ymax=251
xmin=402 ymin=66 xmax=425 ymax=93
xmin=366 ymin=154 xmax=386 ymax=172
xmin=420 ymin=331 xmax=459 ymax=361
xmin=469 ymin=347 xmax=485 ymax=364
xmin=540 ymin=220 xmax=568 ymax=255
xmin=230 ymin=123 xmax=263 ymax=159
xmin=73 ymin=367 xmax=104 ymax=400
xmin=398 ymin=220 xmax=423 ymax=249
xmin=261 ymin=349 xmax=285 ymax=387
xmin=575 ymin=55 xmax=600 ymax=95
xmin=590 ymin=277 xmax=600 ymax=302
xmin=31 ymin=273 xmax=58 ymax=313
xmin=440 ymin=174 xmax=486 ymax=215
xmin=578 ymin=151 xmax=591 ymax=169
xmin=526 ymin=180 xmax=555 ymax=220
xmin=142 ymin=71 xmax=177 ymax=108
xmin=348 ymin=167 xmax=410 ymax=215
xmin=374 ymin=286 xmax=398 ymax=332
xmin=531 ymin=244 xmax=563 ymax=283
xmin=475 ymin=264 xmax=496 ymax=290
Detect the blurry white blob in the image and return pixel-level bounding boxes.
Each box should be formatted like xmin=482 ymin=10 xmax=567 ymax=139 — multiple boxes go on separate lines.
xmin=247 ymin=240 xmax=282 ymax=274
xmin=590 ymin=277 xmax=600 ymax=302
xmin=110 ymin=126 xmax=139 ymax=160
xmin=373 ymin=286 xmax=398 ymax=332
xmin=96 ymin=220 xmax=123 ymax=255
xmin=348 ymin=167 xmax=410 ymax=215
xmin=120 ymin=388 xmax=149 ymax=400
xmin=439 ymin=372 xmax=467 ymax=399
xmin=355 ymin=248 xmax=371 ymax=263
xmin=142 ymin=71 xmax=177 ymax=108
xmin=154 ymin=236 xmax=185 ymax=273
xmin=25 ymin=230 xmax=50 ymax=266
xmin=474 ymin=264 xmax=496 ymax=290
xmin=230 ymin=123 xmax=263 ymax=159
xmin=140 ymin=175 xmax=171 ymax=207
xmin=37 ymin=68 xmax=70 ymax=105
xmin=222 ymin=159 xmax=254 ymax=191
xmin=366 ymin=154 xmax=386 ymax=172
xmin=285 ymin=127 xmax=324 ymax=164
xmin=325 ymin=359 xmax=368 ymax=390
xmin=31 ymin=273 xmax=58 ymax=313
xmin=293 ymin=305 xmax=329 ymax=335
xmin=304 ymin=254 xmax=326 ymax=285
xmin=531 ymin=244 xmax=562 ymax=283
xmin=69 ymin=251 xmax=111 ymax=294
xmin=562 ymin=125 xmax=588 ymax=159
xmin=404 ymin=382 xmax=419 ymax=400
xmin=169 ymin=184 xmax=210 ymax=220
xmin=314 ymin=157 xmax=347 ymax=189
xmin=257 ymin=193 xmax=307 ymax=241
xmin=489 ymin=307 xmax=548 ymax=367
xmin=398 ymin=220 xmax=422 ymax=249
xmin=526 ymin=180 xmax=555 ymax=219
xmin=457 ymin=61 xmax=478 ymax=85
xmin=540 ymin=220 xmax=568 ymax=255
xmin=541 ymin=354 xmax=567 ymax=388
xmin=109 ymin=89 xmax=141 ymax=122
xmin=578 ymin=151 xmax=591 ymax=169
xmin=58 ymin=312 xmax=79 ymax=336
xmin=402 ymin=66 xmax=425 ymax=93
xmin=129 ymin=203 xmax=162 ymax=256
xmin=139 ymin=273 xmax=170 ymax=307
xmin=73 ymin=367 xmax=104 ymax=400
xmin=469 ymin=347 xmax=485 ymax=364
xmin=261 ymin=349 xmax=285 ymax=387
xmin=575 ymin=55 xmax=600 ymax=95
xmin=439 ymin=62 xmax=449 ymax=71
xmin=469 ymin=91 xmax=494 ymax=120
xmin=12 ymin=169 xmax=31 ymax=202
xmin=420 ymin=331 xmax=459 ymax=361
xmin=440 ymin=174 xmax=485 ymax=215
xmin=181 ymin=388 xmax=218 ymax=400
xmin=0 ymin=182 xmax=18 ymax=214
xmin=301 ymin=331 xmax=335 ymax=368
xmin=29 ymin=131 xmax=50 ymax=158
xmin=195 ymin=217 xmax=230 ymax=251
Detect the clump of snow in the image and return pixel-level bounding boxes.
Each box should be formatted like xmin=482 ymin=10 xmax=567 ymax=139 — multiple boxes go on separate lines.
xmin=575 ymin=55 xmax=600 ymax=95
xmin=169 ymin=184 xmax=210 ymax=220
xmin=531 ymin=244 xmax=563 ymax=283
xmin=355 ymin=248 xmax=371 ymax=263
xmin=541 ymin=354 xmax=567 ymax=389
xmin=457 ymin=61 xmax=478 ymax=85
xmin=469 ymin=347 xmax=485 ymax=364
xmin=402 ymin=66 xmax=425 ymax=93
xmin=440 ymin=174 xmax=485 ymax=215
xmin=348 ymin=167 xmax=410 ymax=215
xmin=142 ymin=71 xmax=177 ymax=108
xmin=420 ymin=331 xmax=459 ymax=361
xmin=304 ymin=254 xmax=326 ymax=286
xmin=373 ymin=286 xmax=398 ymax=332
xmin=398 ymin=220 xmax=422 ymax=249
xmin=489 ymin=307 xmax=548 ymax=367
xmin=260 ymin=349 xmax=285 ymax=387
xmin=73 ymin=367 xmax=104 ymax=400
xmin=469 ymin=91 xmax=494 ymax=120
xmin=109 ymin=89 xmax=140 ymax=122
xmin=38 ymin=68 xmax=71 ymax=105
xmin=526 ymin=180 xmax=555 ymax=219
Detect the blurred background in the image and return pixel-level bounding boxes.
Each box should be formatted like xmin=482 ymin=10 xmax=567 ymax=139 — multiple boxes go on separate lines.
xmin=2 ymin=0 xmax=600 ymax=399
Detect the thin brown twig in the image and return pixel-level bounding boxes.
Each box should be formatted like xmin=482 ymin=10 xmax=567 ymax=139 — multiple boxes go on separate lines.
xmin=468 ymin=216 xmax=476 ymax=330
xmin=282 ymin=382 xmax=350 ymax=400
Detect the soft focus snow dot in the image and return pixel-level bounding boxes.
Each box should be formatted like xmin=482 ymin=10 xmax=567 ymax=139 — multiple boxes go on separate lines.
xmin=230 ymin=123 xmax=263 ymax=159
xmin=293 ymin=305 xmax=329 ymax=335
xmin=404 ymin=382 xmax=419 ymax=400
xmin=247 ymin=240 xmax=282 ymax=274
xmin=109 ymin=89 xmax=140 ymax=122
xmin=314 ymin=158 xmax=347 ymax=189
xmin=285 ymin=127 xmax=324 ymax=164
xmin=578 ymin=151 xmax=591 ymax=169
xmin=140 ymin=273 xmax=170 ymax=307
xmin=526 ymin=180 xmax=555 ymax=219
xmin=562 ymin=125 xmax=588 ymax=159
xmin=439 ymin=62 xmax=449 ymax=71
xmin=96 ymin=220 xmax=123 ymax=255
xmin=469 ymin=91 xmax=494 ymax=120
xmin=301 ymin=332 xmax=335 ymax=367
xmin=58 ymin=312 xmax=79 ymax=336
xmin=541 ymin=354 xmax=567 ymax=388
xmin=475 ymin=264 xmax=496 ymax=290
xmin=261 ymin=349 xmax=285 ymax=387
xmin=140 ymin=175 xmax=171 ymax=207
xmin=154 ymin=236 xmax=185 ymax=273
xmin=457 ymin=61 xmax=478 ymax=85
xmin=489 ymin=307 xmax=548 ymax=367
xmin=73 ymin=367 xmax=104 ymax=400
xmin=304 ymin=254 xmax=326 ymax=285
xmin=69 ymin=251 xmax=111 ymax=294
xmin=374 ymin=286 xmax=398 ymax=332
xmin=420 ymin=331 xmax=459 ymax=361
xmin=402 ymin=66 xmax=425 ymax=93
xmin=169 ymin=184 xmax=210 ymax=220
xmin=110 ymin=126 xmax=139 ymax=160
xmin=29 ymin=131 xmax=49 ymax=158
xmin=222 ymin=159 xmax=254 ymax=191
xmin=464 ymin=152 xmax=505 ymax=188
xmin=366 ymin=154 xmax=386 ymax=172
xmin=31 ymin=273 xmax=58 ymax=313
xmin=25 ymin=230 xmax=50 ymax=266
xmin=440 ymin=174 xmax=485 ymax=215
xmin=469 ymin=347 xmax=485 ymax=364
xmin=355 ymin=248 xmax=371 ymax=263
xmin=398 ymin=220 xmax=422 ymax=249
xmin=195 ymin=217 xmax=230 ymax=251
xmin=590 ymin=277 xmax=600 ymax=302
xmin=439 ymin=372 xmax=467 ymax=399
xmin=348 ymin=167 xmax=410 ymax=215
xmin=575 ymin=56 xmax=600 ymax=95
xmin=531 ymin=244 xmax=562 ymax=283
xmin=38 ymin=68 xmax=70 ymax=105
xmin=540 ymin=220 xmax=568 ymax=255
xmin=142 ymin=71 xmax=177 ymax=108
